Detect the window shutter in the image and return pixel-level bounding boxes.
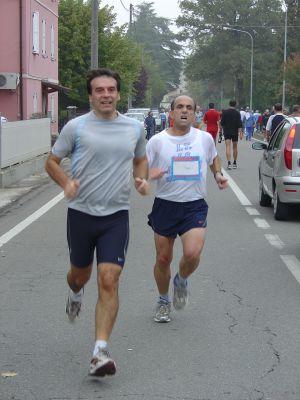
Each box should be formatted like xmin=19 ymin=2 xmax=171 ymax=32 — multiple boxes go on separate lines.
xmin=50 ymin=24 xmax=55 ymax=60
xmin=32 ymin=12 xmax=39 ymax=54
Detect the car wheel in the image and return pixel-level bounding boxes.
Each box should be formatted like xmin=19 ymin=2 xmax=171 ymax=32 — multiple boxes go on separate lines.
xmin=259 ymin=177 xmax=271 ymax=207
xmin=273 ymin=186 xmax=290 ymax=220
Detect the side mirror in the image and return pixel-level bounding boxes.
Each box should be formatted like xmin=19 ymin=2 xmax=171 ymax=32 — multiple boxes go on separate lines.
xmin=252 ymin=141 xmax=267 ymax=150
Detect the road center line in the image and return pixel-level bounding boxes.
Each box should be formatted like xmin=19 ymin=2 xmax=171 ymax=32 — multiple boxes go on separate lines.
xmin=280 ymin=255 xmax=300 ymax=285
xmin=253 ymin=218 xmax=270 ymax=229
xmin=245 ymin=207 xmax=260 ymax=215
xmin=265 ymin=234 xmax=285 ymax=249
xmin=0 ymin=192 xmax=64 ymax=248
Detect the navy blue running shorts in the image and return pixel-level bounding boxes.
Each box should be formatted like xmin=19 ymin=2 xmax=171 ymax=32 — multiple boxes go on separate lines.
xmin=67 ymin=208 xmax=129 ymax=268
xmin=224 ymin=132 xmax=239 ymax=142
xmin=147 ymin=197 xmax=208 ymax=238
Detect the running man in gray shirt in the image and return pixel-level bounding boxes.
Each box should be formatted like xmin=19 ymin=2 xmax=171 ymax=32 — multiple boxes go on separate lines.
xmin=45 ymin=68 xmax=149 ymax=377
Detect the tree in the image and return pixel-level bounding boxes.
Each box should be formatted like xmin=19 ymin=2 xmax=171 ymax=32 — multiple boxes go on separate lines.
xmin=130 ymin=2 xmax=183 ymax=104
xmin=177 ymin=0 xmax=286 ymax=109
xmin=58 ymin=0 xmax=142 ymax=112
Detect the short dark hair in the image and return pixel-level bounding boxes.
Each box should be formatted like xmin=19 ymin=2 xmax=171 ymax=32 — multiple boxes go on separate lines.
xmin=209 ymin=102 xmax=214 ymax=108
xmin=292 ymin=104 xmax=300 ymax=113
xmin=86 ymin=68 xmax=121 ymax=94
xmin=229 ymin=100 xmax=236 ymax=107
xmin=170 ymin=95 xmax=196 ymax=111
xmin=274 ymin=103 xmax=282 ymax=111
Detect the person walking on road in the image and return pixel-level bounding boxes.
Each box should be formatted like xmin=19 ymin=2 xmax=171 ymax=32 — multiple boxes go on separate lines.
xmin=243 ymin=107 xmax=256 ymax=141
xmin=265 ymin=103 xmax=285 ymax=141
xmin=262 ymin=108 xmax=271 ymax=141
xmin=221 ymin=100 xmax=243 ymax=169
xmin=145 ymin=111 xmax=156 ymax=140
xmin=193 ymin=105 xmax=203 ymax=129
xmin=203 ymin=102 xmax=220 ymax=144
xmin=146 ymin=95 xmax=228 ymax=323
xmin=45 ymin=68 xmax=149 ymax=377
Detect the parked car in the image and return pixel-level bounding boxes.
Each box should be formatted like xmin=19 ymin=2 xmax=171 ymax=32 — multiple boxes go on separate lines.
xmin=251 ymin=115 xmax=300 ymax=220
xmin=127 ymin=108 xmax=149 ymax=117
xmin=0 ymin=115 xmax=8 ymax=124
xmin=124 ymin=112 xmax=146 ymax=136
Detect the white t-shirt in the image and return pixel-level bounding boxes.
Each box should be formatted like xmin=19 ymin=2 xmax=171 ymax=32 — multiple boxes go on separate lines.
xmin=146 ymin=128 xmax=217 ymax=202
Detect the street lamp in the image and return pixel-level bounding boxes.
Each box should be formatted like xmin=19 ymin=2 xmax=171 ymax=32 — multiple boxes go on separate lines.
xmin=282 ymin=6 xmax=287 ymax=109
xmin=223 ymin=27 xmax=254 ymax=111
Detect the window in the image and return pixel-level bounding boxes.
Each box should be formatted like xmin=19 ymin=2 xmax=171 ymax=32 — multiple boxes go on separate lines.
xmin=274 ymin=122 xmax=290 ymax=150
xmin=33 ymin=92 xmax=38 ymax=114
xmin=32 ymin=12 xmax=39 ymax=54
xmin=51 ymin=95 xmax=55 ymax=122
xmin=42 ymin=19 xmax=46 ymax=56
xmin=50 ymin=24 xmax=55 ymax=60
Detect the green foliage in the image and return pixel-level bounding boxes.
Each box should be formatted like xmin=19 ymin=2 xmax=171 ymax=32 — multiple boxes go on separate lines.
xmin=129 ymin=2 xmax=183 ymax=105
xmin=58 ymin=0 xmax=142 ymax=112
xmin=177 ymin=0 xmax=299 ymax=110
xmin=286 ymin=54 xmax=300 ymax=104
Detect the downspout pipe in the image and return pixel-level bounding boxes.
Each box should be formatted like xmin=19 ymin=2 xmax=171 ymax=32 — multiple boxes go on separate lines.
xmin=19 ymin=0 xmax=23 ymax=120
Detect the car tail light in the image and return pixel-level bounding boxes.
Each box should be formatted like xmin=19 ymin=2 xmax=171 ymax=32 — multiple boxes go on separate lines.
xmin=284 ymin=125 xmax=296 ymax=170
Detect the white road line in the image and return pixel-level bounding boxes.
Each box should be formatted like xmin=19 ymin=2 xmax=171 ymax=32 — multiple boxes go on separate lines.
xmin=281 ymin=255 xmax=300 ymax=285
xmin=0 ymin=192 xmax=64 ymax=248
xmin=253 ymin=218 xmax=270 ymax=229
xmin=245 ymin=207 xmax=260 ymax=216
xmin=222 ymin=169 xmax=252 ymax=206
xmin=265 ymin=234 xmax=285 ymax=249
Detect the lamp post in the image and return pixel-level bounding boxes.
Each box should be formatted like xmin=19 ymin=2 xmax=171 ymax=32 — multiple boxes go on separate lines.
xmin=224 ymin=27 xmax=254 ymax=111
xmin=282 ymin=6 xmax=287 ymax=109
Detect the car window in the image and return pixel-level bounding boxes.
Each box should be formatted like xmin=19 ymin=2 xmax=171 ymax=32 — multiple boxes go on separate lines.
xmin=273 ymin=122 xmax=291 ymax=150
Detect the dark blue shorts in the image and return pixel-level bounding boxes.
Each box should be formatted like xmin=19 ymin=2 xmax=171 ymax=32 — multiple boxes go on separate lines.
xmin=147 ymin=198 xmax=208 ymax=238
xmin=67 ymin=208 xmax=129 ymax=268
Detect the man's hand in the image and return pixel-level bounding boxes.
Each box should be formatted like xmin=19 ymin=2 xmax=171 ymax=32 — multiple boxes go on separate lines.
xmin=149 ymin=167 xmax=168 ymax=180
xmin=64 ymin=179 xmax=80 ymax=198
xmin=214 ymin=172 xmax=228 ymax=190
xmin=134 ymin=177 xmax=150 ymax=195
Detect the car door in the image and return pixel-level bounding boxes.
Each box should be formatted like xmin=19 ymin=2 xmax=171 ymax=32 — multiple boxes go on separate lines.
xmin=264 ymin=121 xmax=291 ymax=193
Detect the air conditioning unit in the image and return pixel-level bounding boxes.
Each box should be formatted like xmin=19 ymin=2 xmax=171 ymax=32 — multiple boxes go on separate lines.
xmin=0 ymin=73 xmax=19 ymax=90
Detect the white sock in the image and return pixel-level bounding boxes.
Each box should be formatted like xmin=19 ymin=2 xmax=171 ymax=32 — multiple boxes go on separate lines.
xmin=93 ymin=340 xmax=108 ymax=357
xmin=69 ymin=288 xmax=83 ymax=302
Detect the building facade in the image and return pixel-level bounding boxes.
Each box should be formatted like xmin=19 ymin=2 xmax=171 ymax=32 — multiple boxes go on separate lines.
xmin=0 ymin=0 xmax=66 ymax=136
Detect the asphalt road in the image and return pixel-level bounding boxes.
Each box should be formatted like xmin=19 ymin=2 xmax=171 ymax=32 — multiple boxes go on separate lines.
xmin=1 ymin=137 xmax=300 ymax=400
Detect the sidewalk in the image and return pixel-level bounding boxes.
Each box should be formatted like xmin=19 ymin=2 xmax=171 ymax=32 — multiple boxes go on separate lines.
xmin=0 ymin=171 xmax=50 ymax=211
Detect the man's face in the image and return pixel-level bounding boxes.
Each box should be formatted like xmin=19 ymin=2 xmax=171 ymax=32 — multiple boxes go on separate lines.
xmin=171 ymin=96 xmax=195 ymax=128
xmin=89 ymin=76 xmax=120 ymax=117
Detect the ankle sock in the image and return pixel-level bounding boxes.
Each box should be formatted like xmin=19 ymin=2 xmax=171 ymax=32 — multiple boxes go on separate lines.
xmin=174 ymin=272 xmax=187 ymax=288
xmin=159 ymin=294 xmax=170 ymax=304
xmin=69 ymin=288 xmax=83 ymax=302
xmin=93 ymin=340 xmax=108 ymax=357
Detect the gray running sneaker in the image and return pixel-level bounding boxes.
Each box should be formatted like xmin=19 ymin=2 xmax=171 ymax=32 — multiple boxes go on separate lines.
xmin=154 ymin=302 xmax=171 ymax=323
xmin=173 ymin=282 xmax=188 ymax=310
xmin=89 ymin=348 xmax=116 ymax=377
xmin=66 ymin=290 xmax=83 ymax=322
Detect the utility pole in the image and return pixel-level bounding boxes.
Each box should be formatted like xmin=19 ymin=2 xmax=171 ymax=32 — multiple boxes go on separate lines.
xmin=129 ymin=3 xmax=133 ymax=27
xmin=127 ymin=4 xmax=133 ymax=109
xmin=91 ymin=0 xmax=99 ymax=69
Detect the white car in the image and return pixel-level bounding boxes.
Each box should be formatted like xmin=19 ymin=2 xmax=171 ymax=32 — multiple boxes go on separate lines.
xmin=1 ymin=116 xmax=8 ymax=124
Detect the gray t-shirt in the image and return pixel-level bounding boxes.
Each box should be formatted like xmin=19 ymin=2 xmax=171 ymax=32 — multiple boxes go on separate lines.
xmin=52 ymin=111 xmax=146 ymax=216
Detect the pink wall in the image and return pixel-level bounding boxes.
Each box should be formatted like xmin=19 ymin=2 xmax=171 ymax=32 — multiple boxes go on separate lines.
xmin=0 ymin=0 xmax=59 ymax=135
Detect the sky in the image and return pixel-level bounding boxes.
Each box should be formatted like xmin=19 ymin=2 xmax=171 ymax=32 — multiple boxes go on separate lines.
xmin=102 ymin=0 xmax=181 ymax=26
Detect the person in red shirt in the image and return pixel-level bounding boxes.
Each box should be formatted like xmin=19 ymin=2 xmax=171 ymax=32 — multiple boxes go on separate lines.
xmin=203 ymin=103 xmax=220 ymax=144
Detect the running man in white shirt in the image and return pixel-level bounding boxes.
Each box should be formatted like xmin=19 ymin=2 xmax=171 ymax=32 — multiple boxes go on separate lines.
xmin=146 ymin=95 xmax=228 ymax=323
